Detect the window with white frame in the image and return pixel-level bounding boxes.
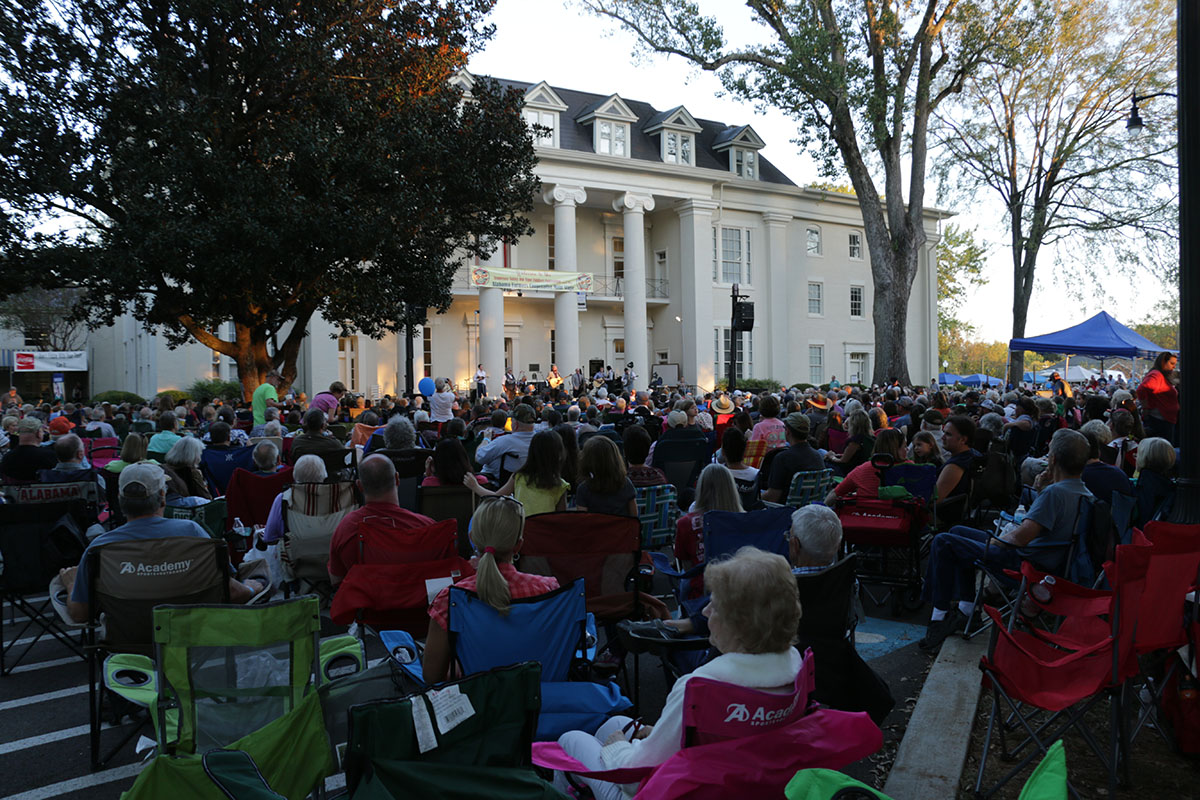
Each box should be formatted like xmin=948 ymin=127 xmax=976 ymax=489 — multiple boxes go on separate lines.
xmin=808 ymin=282 xmax=823 ymax=315
xmin=597 ymin=120 xmax=628 ymax=156
xmin=806 ymin=226 xmax=822 ymax=256
xmin=733 ymin=148 xmax=756 ymax=179
xmin=716 ymin=227 xmax=752 ymax=285
xmin=663 ymin=131 xmax=695 ymax=165
xmin=550 ymin=329 xmax=556 ymax=365
xmin=654 ymin=249 xmax=667 ymax=284
xmin=522 ymin=108 xmax=557 ymax=147
xmin=809 ymin=345 xmax=824 ymax=386
xmin=613 ymin=236 xmax=625 ymax=281
xmin=714 ymin=326 xmax=753 ymax=381
xmin=338 ymin=336 xmax=359 ymax=392
xmin=849 ymin=231 xmax=863 ymax=259
xmin=547 ymin=223 xmax=556 ymax=269
xmin=422 ymin=327 xmax=432 ymax=378
xmin=850 ymin=285 xmax=864 ymax=318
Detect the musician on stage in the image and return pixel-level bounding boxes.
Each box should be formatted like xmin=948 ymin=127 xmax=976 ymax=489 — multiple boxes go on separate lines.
xmin=604 ymin=365 xmax=615 ymax=382
xmin=570 ymin=368 xmax=586 ymax=398
xmin=474 ymin=364 xmax=488 ymax=399
xmin=547 ymin=365 xmax=564 ymax=390
xmin=504 ymin=368 xmax=517 ymax=400
xmin=622 ymin=363 xmax=638 ymax=389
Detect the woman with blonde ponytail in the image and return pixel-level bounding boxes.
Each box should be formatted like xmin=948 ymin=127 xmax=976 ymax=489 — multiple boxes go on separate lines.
xmin=422 ymin=496 xmax=560 ymax=682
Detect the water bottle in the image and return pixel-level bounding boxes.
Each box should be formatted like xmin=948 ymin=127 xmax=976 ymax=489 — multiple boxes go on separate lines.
xmin=1014 ymin=504 xmax=1027 ymax=525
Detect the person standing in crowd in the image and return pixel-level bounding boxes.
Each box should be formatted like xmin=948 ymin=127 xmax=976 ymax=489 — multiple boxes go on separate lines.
xmin=1136 ymin=351 xmax=1178 ymax=445
xmin=474 ymin=364 xmax=488 ymax=399
xmin=429 ymin=377 xmax=455 ymax=424
xmin=252 ymin=370 xmax=284 ymax=427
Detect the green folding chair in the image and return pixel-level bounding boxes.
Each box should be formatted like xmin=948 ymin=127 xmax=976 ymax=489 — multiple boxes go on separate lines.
xmin=635 ymin=483 xmax=679 ymax=550
xmin=786 ymin=468 xmax=835 ymax=507
xmin=164 ymin=498 xmax=228 ymax=539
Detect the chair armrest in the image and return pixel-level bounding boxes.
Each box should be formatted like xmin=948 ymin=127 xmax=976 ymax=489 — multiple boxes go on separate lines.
xmin=649 ymin=551 xmax=688 ymax=578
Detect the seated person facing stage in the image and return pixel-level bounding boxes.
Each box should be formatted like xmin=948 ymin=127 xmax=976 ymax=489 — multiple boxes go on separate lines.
xmin=147 ymin=411 xmax=184 ymax=454
xmin=823 ymin=409 xmax=873 ymax=477
xmin=421 ymin=438 xmax=488 ymax=488
xmin=261 ymin=455 xmax=327 ymax=547
xmin=251 ymin=441 xmax=283 ymax=475
xmin=326 ymin=454 xmax=435 ymax=585
xmin=465 ymin=430 xmax=568 ymax=515
xmin=825 ymin=429 xmax=908 ymax=506
xmin=0 ymin=417 xmax=56 ymax=481
xmin=290 ymin=408 xmax=348 ymax=459
xmin=84 ymin=407 xmax=117 ymax=439
xmin=575 ymin=436 xmax=638 ymax=517
xmin=162 ymin=436 xmax=211 ymax=505
xmin=422 ymin=496 xmax=560 ymax=683
xmin=918 ymin=429 xmax=1093 ymax=652
xmin=474 ymin=403 xmax=537 ymax=482
xmin=105 ymin=433 xmax=148 ymax=475
xmin=623 ymin=425 xmax=668 ymax=488
xmin=1078 ymin=420 xmax=1133 ymax=500
xmin=762 ymin=413 xmax=825 ymax=504
xmin=59 ymin=463 xmax=264 ymax=621
xmin=554 ymin=547 xmax=803 ymax=800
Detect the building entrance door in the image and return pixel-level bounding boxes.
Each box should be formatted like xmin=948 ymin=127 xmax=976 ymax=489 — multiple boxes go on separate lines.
xmin=849 ymin=352 xmax=869 ymax=385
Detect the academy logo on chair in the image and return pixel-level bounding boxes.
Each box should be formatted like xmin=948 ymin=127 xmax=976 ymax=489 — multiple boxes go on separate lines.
xmin=724 ymin=703 xmax=750 ymax=723
xmin=119 ymin=559 xmax=193 ymax=576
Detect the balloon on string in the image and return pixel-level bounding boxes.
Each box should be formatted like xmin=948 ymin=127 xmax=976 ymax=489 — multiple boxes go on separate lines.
xmin=418 ymin=377 xmax=436 ymax=397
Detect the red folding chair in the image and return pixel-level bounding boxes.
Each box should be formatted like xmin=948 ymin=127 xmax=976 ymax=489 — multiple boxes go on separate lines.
xmin=222 ymin=465 xmax=293 ymax=563
xmin=84 ymin=437 xmax=121 ymax=470
xmin=974 ymin=543 xmax=1151 ymax=799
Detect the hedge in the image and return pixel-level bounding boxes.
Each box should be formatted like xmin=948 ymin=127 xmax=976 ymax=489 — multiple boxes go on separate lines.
xmin=91 ymin=390 xmax=146 ymax=406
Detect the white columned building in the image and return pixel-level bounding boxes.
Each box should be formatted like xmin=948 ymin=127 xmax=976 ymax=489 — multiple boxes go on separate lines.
xmin=614 ymin=191 xmax=654 ymax=391
xmin=546 ymin=184 xmax=587 ymax=375
xmin=477 ymin=242 xmax=506 ymax=393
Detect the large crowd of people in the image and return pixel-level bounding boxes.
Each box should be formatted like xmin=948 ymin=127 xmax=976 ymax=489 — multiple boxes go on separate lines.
xmin=0 ymin=353 xmax=1184 ymax=792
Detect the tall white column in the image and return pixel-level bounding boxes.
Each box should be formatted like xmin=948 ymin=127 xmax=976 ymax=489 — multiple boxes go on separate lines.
xmin=546 ymin=185 xmax=587 ymax=374
xmin=763 ymin=212 xmax=792 ymax=381
xmin=676 ymin=199 xmax=719 ymax=392
xmin=614 ymin=192 xmax=655 ymax=392
xmin=478 ymin=243 xmax=505 ymax=397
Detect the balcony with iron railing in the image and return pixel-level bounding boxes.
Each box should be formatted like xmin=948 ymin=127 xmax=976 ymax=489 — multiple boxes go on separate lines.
xmin=451 ymin=269 xmax=669 ymax=301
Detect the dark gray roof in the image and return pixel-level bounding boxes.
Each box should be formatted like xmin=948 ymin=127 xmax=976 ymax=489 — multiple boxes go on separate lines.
xmin=489 ymin=77 xmax=795 ymax=186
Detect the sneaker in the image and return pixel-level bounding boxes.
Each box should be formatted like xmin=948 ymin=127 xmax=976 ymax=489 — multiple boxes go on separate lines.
xmin=918 ymin=609 xmax=967 ymax=652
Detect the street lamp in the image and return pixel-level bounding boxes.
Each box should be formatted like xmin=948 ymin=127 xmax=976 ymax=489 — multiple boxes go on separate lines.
xmin=1125 ymin=90 xmax=1177 ymax=135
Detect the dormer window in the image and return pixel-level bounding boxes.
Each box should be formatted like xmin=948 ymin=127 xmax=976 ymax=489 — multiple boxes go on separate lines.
xmin=712 ymin=124 xmax=766 ymax=181
xmin=576 ymin=93 xmax=639 ymax=159
xmin=521 ymin=81 xmax=568 ymax=149
xmin=597 ymin=121 xmax=628 ymax=156
xmin=644 ymin=105 xmax=703 ymax=167
xmin=734 ymin=148 xmax=756 ymax=179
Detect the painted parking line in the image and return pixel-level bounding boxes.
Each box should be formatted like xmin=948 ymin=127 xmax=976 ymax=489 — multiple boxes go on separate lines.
xmin=6 ymin=655 xmax=83 ymax=675
xmin=0 ymin=761 xmax=143 ymax=800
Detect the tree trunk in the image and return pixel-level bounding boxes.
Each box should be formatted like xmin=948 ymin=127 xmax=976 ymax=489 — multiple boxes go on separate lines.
xmin=1008 ymin=229 xmax=1040 ymax=387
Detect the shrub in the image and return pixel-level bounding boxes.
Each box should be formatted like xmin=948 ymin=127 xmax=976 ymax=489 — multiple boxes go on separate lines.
xmin=188 ymin=378 xmax=244 ymax=403
xmin=91 ymin=390 xmax=145 ymax=406
xmin=156 ymin=389 xmax=191 ymax=406
xmin=714 ymin=377 xmax=785 ymax=394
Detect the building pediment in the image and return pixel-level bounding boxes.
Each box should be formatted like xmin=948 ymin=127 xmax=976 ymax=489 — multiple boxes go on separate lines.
xmin=575 ymin=94 xmax=639 ymax=125
xmin=449 ymin=68 xmax=476 ymax=96
xmin=712 ymin=124 xmax=766 ymax=151
xmin=523 ymin=81 xmax=568 ymax=112
xmin=642 ymin=105 xmax=703 ymax=135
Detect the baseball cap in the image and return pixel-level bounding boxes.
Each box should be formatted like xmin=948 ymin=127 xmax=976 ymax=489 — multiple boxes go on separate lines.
xmin=512 ymin=404 xmax=536 ymax=424
xmin=48 ymin=416 xmax=74 ymax=435
xmin=119 ymin=462 xmax=167 ymax=498
xmin=783 ymin=412 xmax=811 ymax=437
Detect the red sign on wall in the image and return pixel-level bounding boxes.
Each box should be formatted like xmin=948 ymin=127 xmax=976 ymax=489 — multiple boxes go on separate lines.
xmin=15 ymin=352 xmax=35 ymax=370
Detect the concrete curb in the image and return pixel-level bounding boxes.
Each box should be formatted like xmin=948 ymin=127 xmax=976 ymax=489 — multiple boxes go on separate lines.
xmin=882 ymin=634 xmax=989 ymax=799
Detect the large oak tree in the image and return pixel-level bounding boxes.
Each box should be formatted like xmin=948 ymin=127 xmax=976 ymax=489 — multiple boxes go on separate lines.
xmin=0 ymin=0 xmax=540 ymax=397
xmin=579 ymin=0 xmax=1017 ymax=384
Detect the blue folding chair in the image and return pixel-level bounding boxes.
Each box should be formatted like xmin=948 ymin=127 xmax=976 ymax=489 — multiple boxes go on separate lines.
xmin=200 ymin=446 xmax=257 ymax=495
xmin=650 ymin=506 xmax=793 ymax=618
xmin=446 ymin=577 xmax=628 ymax=740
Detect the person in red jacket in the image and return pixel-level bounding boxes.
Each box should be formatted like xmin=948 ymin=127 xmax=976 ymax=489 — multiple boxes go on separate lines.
xmin=1137 ymin=351 xmax=1179 ymax=445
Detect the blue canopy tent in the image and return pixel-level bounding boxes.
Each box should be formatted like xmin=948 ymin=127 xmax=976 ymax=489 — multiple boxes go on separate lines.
xmin=937 ymin=372 xmax=963 ymax=385
xmin=960 ymin=373 xmax=1004 ymax=387
xmin=1008 ymin=311 xmax=1172 ymax=381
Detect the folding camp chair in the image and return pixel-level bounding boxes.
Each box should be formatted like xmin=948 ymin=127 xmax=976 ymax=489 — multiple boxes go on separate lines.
xmin=200 ymin=446 xmax=258 ymax=495
xmin=84 ymin=436 xmax=121 ymax=470
xmin=371 ymin=448 xmax=432 ymax=510
xmin=329 ymin=519 xmax=473 ymax=636
xmin=650 ymin=438 xmax=710 ymax=507
xmin=223 ymin=466 xmax=294 ymax=564
xmin=2 ymin=477 xmax=104 ymax=530
xmin=85 ymin=535 xmax=230 ymax=767
xmin=164 ymin=498 xmax=228 ymax=539
xmin=635 ymin=484 xmax=679 ymax=551
xmin=278 ymin=480 xmax=357 ymax=600
xmin=974 ymin=545 xmax=1151 ymax=799
xmin=0 ymin=500 xmax=89 ymax=674
xmin=837 ymin=461 xmax=935 ymax=613
xmin=343 ymin=662 xmax=569 ymax=800
xmin=447 ymin=578 xmax=630 ymax=740
xmin=742 ymin=438 xmax=770 ymax=469
xmin=417 ymin=484 xmax=477 ymax=558
xmin=785 ymin=468 xmax=834 ymax=507
xmin=533 ymin=649 xmax=882 ymax=800
xmin=521 ymin=511 xmax=666 ymax=708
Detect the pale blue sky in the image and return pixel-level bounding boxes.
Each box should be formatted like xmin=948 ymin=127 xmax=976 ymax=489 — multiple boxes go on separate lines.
xmin=468 ymin=1 xmax=1165 ymax=343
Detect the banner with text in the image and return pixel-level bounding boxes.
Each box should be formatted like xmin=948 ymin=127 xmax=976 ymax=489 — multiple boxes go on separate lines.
xmin=470 ymin=267 xmax=593 ymax=293
xmin=14 ymin=350 xmax=89 ymax=372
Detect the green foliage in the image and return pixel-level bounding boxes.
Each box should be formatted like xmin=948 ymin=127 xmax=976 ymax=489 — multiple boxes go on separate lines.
xmin=936 ymin=224 xmax=989 ymax=337
xmin=806 ymin=182 xmax=856 ymax=196
xmin=1131 ymin=297 xmax=1179 ymax=351
xmin=0 ymin=0 xmax=538 ymax=394
xmin=156 ymin=390 xmax=191 ymax=406
xmin=91 ymin=390 xmax=145 ymax=406
xmin=188 ymin=379 xmax=245 ymax=404
xmin=714 ymin=377 xmax=785 ymax=394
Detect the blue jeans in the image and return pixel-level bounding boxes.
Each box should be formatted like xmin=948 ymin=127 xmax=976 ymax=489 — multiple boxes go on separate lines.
xmin=922 ymin=525 xmax=1022 ymax=612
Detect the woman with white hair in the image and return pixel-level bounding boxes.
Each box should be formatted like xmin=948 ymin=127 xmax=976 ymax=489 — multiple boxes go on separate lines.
xmin=1134 ymin=437 xmax=1176 ymax=526
xmin=163 ymin=435 xmax=211 ymax=504
xmin=260 ymin=454 xmax=329 ymax=546
xmin=553 ymin=547 xmax=803 ymax=800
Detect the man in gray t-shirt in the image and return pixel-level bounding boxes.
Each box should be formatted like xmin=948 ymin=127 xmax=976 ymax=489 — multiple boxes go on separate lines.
xmin=918 ymin=429 xmax=1092 ymax=652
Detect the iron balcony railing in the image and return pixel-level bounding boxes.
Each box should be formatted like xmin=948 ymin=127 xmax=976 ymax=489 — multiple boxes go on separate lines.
xmin=453 ymin=271 xmax=668 ymax=299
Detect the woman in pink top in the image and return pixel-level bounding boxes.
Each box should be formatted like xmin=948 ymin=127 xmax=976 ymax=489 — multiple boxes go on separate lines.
xmin=423 ymin=496 xmax=558 ymax=682
xmin=748 ymin=394 xmax=787 ymax=450
xmin=825 ymin=428 xmax=908 ymax=506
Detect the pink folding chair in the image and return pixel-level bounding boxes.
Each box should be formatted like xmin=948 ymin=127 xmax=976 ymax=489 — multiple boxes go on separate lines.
xmin=533 ymin=649 xmax=881 ymax=800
